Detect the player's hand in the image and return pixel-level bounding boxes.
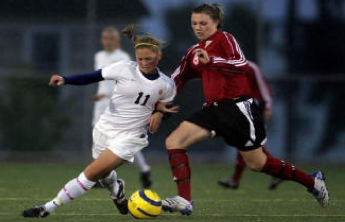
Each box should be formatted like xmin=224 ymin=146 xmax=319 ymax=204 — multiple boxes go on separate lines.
xmin=49 ymin=75 xmax=65 ymax=86
xmin=92 ymin=94 xmax=106 ymax=101
xmin=156 ymin=102 xmax=180 ymax=114
xmin=192 ymin=48 xmax=210 ymax=64
xmin=148 ymin=112 xmax=164 ymax=134
xmin=263 ymin=109 xmax=272 ymax=121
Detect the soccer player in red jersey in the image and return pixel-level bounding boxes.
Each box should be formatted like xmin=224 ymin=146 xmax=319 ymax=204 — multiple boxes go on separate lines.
xmin=218 ymin=60 xmax=283 ymax=190
xmin=161 ymin=3 xmax=329 ymax=215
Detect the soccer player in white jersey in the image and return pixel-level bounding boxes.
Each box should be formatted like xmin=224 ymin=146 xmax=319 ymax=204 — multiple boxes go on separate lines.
xmin=22 ymin=24 xmax=178 ymax=218
xmin=93 ymin=27 xmax=153 ymax=188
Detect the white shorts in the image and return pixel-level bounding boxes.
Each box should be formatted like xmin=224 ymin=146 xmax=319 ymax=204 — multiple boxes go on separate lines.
xmin=92 ymin=127 xmax=149 ymax=162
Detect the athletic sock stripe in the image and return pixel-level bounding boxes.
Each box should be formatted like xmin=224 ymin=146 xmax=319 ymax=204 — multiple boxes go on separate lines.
xmin=171 ymin=163 xmax=189 ymax=169
xmin=138 ymin=207 xmax=158 ymax=217
xmin=169 ymin=153 xmax=186 ymax=159
xmin=63 ymin=187 xmax=74 ymax=200
xmin=139 ymin=190 xmax=162 ymax=206
xmin=277 ymin=161 xmax=286 ymax=177
xmin=174 ymin=178 xmax=190 ymax=184
xmin=76 ymin=178 xmax=88 ymax=191
xmin=53 ymin=198 xmax=63 ymax=206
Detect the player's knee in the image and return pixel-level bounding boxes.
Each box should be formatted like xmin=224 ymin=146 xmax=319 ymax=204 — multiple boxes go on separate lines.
xmin=245 ymin=160 xmax=264 ymax=172
xmin=84 ymin=166 xmax=110 ymax=182
xmin=165 ymin=135 xmax=179 ymax=150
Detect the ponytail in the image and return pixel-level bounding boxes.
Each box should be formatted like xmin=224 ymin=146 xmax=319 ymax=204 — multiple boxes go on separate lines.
xmin=122 ymin=24 xmax=162 ymax=52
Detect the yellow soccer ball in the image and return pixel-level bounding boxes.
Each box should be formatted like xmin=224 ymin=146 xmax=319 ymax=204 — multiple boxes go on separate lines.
xmin=128 ymin=189 xmax=162 ymax=219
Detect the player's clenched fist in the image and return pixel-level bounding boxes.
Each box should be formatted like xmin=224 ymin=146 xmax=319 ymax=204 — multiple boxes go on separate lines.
xmin=49 ymin=75 xmax=65 ymax=86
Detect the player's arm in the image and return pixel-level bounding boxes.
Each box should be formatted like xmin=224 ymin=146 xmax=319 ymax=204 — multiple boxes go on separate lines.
xmin=148 ymin=78 xmax=179 ymax=133
xmin=249 ymin=62 xmax=273 ymax=121
xmin=148 ymin=111 xmax=164 ymax=134
xmin=148 ymin=102 xmax=179 ymax=134
xmin=171 ymin=47 xmax=199 ymax=94
xmin=49 ymin=70 xmax=104 ymax=86
xmin=194 ymin=33 xmax=249 ymax=73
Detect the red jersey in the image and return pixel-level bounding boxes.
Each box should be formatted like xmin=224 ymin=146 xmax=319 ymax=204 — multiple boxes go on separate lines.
xmin=247 ymin=61 xmax=272 ymax=110
xmin=172 ymin=30 xmax=252 ymax=106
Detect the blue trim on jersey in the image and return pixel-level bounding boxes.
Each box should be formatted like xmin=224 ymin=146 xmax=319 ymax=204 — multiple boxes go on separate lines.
xmin=141 ymin=69 xmax=159 ymax=80
xmin=63 ymin=70 xmax=104 ymax=85
xmin=142 ymin=73 xmax=159 ymax=80
xmin=138 ymin=190 xmax=162 ymax=206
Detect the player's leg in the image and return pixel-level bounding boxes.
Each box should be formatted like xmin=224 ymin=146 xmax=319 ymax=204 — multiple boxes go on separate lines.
xmin=163 ymin=121 xmax=211 ymax=215
xmin=134 ymin=151 xmax=152 ymax=188
xmin=22 ymin=149 xmax=126 ymax=217
xmin=261 ymin=147 xmax=284 ymax=190
xmin=218 ymin=151 xmax=246 ymax=189
xmin=240 ymin=147 xmax=329 ymax=207
xmin=232 ymin=98 xmax=328 ymax=207
xmin=89 ymin=149 xmax=129 ymax=214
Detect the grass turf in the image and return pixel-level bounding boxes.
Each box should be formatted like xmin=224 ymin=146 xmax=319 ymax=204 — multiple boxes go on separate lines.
xmin=0 ymin=162 xmax=344 ymax=222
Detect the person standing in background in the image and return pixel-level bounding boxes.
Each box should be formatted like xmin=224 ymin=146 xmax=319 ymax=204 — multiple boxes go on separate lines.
xmin=93 ymin=27 xmax=152 ymax=188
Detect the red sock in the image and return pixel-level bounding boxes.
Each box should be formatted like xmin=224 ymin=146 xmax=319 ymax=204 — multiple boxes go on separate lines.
xmin=232 ymin=151 xmax=246 ymax=182
xmin=167 ymin=149 xmax=191 ymax=201
xmin=261 ymin=155 xmax=314 ymax=189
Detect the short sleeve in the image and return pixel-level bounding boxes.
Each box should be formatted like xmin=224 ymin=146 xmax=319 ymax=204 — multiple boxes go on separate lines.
xmin=160 ymin=78 xmax=176 ymax=103
xmin=122 ymin=52 xmax=131 ymax=61
xmin=101 ymin=61 xmax=126 ymax=80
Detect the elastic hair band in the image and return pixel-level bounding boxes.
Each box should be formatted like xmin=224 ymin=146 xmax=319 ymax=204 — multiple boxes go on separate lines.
xmin=135 ymin=43 xmax=160 ymax=48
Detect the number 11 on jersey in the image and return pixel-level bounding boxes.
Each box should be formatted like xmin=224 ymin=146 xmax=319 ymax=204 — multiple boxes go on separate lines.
xmin=134 ymin=92 xmax=150 ymax=106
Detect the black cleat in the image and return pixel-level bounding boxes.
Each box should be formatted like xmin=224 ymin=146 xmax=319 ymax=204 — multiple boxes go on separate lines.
xmin=113 ymin=198 xmax=128 ymax=215
xmin=268 ymin=177 xmax=283 ymax=190
xmin=93 ymin=181 xmax=104 ymax=189
xmin=22 ymin=206 xmax=49 ymax=218
xmin=218 ymin=178 xmax=239 ymax=189
xmin=112 ymin=179 xmax=128 ymax=215
xmin=140 ymin=171 xmax=152 ymax=189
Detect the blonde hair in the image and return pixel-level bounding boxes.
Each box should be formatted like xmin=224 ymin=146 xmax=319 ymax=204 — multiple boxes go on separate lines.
xmin=122 ymin=24 xmax=162 ymax=53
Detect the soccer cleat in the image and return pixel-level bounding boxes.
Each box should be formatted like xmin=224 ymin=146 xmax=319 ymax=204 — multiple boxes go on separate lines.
xmin=22 ymin=206 xmax=50 ymax=218
xmin=162 ymin=196 xmax=193 ymax=216
xmin=308 ymin=171 xmax=330 ymax=207
xmin=140 ymin=171 xmax=152 ymax=189
xmin=111 ymin=179 xmax=129 ymax=215
xmin=218 ymin=178 xmax=239 ymax=189
xmin=268 ymin=177 xmax=283 ymax=190
xmin=93 ymin=181 xmax=104 ymax=189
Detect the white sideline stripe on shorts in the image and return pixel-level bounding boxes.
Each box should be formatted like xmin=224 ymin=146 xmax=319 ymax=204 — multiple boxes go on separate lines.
xmin=236 ymin=99 xmax=256 ymax=146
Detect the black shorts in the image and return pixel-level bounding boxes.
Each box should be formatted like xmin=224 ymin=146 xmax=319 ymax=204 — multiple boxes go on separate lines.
xmin=186 ymin=97 xmax=267 ymax=151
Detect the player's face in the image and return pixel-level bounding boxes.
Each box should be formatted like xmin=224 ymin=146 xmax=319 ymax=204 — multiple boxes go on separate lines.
xmin=101 ymin=31 xmax=119 ymax=52
xmin=191 ymin=13 xmax=219 ymax=41
xmin=136 ymin=48 xmax=161 ymax=74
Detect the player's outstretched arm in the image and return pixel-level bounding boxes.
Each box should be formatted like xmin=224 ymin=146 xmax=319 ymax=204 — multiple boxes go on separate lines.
xmin=49 ymin=75 xmax=65 ymax=86
xmin=49 ymin=70 xmax=105 ymax=86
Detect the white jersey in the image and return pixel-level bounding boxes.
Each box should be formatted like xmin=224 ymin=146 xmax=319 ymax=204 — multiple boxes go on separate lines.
xmin=93 ymin=49 xmax=131 ymax=125
xmin=95 ymin=60 xmax=176 ymax=137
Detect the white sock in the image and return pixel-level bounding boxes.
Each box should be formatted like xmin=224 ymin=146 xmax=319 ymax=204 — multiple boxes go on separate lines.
xmin=44 ymin=172 xmax=96 ymax=213
xmin=134 ymin=151 xmax=150 ymax=173
xmin=99 ymin=170 xmax=121 ymax=200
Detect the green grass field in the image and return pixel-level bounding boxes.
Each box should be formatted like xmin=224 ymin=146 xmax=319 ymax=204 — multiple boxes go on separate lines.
xmin=0 ymin=163 xmax=344 ymax=222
